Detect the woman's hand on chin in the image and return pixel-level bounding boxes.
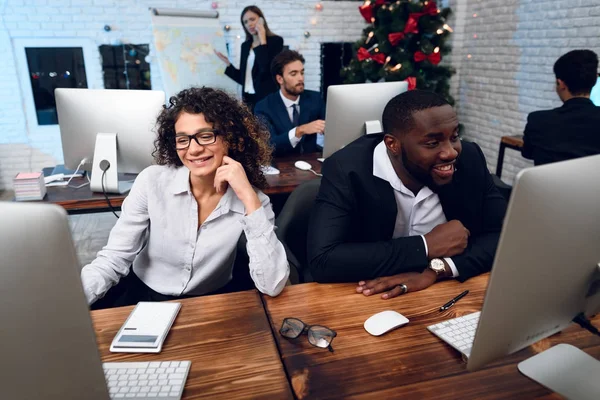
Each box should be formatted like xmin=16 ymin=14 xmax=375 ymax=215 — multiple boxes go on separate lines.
xmin=214 ymin=156 xmax=261 ymax=214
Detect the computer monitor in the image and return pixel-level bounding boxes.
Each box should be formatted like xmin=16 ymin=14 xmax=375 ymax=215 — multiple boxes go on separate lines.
xmin=55 ymin=88 xmax=165 ymax=194
xmin=466 ymin=155 xmax=600 ymax=380
xmin=323 ymin=81 xmax=408 ymax=158
xmin=590 ymin=76 xmax=600 ymax=106
xmin=0 ymin=202 xmax=109 ymax=399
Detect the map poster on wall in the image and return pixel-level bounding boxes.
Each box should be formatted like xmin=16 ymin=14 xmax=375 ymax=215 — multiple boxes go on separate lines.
xmin=151 ymin=15 xmax=239 ymax=100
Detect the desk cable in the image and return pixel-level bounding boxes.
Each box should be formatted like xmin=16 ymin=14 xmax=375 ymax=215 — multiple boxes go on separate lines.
xmin=99 ymin=160 xmax=120 ymax=219
xmin=573 ymin=313 xmax=600 ymax=338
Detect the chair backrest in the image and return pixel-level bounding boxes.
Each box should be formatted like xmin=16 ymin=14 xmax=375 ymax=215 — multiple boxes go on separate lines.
xmin=275 ymin=178 xmax=321 ymax=282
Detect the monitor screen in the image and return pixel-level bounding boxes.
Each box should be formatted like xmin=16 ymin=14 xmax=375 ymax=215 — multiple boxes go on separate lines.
xmin=590 ymin=76 xmax=600 ymax=106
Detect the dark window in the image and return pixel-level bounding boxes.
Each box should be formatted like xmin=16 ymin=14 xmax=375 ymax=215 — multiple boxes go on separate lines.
xmin=320 ymin=42 xmax=353 ymax=103
xmin=99 ymin=44 xmax=151 ymax=90
xmin=25 ymin=47 xmax=88 ymax=125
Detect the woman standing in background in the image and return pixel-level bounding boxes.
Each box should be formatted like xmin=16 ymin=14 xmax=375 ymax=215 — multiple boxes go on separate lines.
xmin=214 ymin=5 xmax=283 ymax=111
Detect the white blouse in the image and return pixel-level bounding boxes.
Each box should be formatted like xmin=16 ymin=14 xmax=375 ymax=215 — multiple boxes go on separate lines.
xmin=81 ymin=165 xmax=289 ymax=304
xmin=244 ymin=49 xmax=256 ymax=94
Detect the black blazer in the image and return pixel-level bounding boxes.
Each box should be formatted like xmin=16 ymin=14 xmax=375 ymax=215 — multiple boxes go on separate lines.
xmin=522 ymin=97 xmax=600 ymax=165
xmin=307 ymin=134 xmax=508 ymax=283
xmin=224 ymin=35 xmax=283 ymax=101
xmin=254 ymin=89 xmax=326 ymax=156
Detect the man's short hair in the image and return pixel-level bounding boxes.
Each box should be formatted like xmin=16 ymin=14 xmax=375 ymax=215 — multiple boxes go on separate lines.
xmin=382 ymin=90 xmax=450 ymax=136
xmin=271 ymin=50 xmax=305 ymax=80
xmin=553 ymin=50 xmax=599 ymax=95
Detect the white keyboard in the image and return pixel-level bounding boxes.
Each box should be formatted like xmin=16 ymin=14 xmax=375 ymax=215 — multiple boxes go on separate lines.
xmin=103 ymin=360 xmax=191 ymax=399
xmin=427 ymin=311 xmax=480 ymax=357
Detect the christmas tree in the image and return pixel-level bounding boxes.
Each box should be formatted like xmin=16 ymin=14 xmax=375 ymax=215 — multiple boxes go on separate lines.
xmin=343 ymin=0 xmax=454 ymax=104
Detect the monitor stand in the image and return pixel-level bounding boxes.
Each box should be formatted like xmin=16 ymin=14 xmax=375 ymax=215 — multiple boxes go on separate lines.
xmin=89 ymin=132 xmax=134 ymax=194
xmin=518 ymin=343 xmax=600 ymax=399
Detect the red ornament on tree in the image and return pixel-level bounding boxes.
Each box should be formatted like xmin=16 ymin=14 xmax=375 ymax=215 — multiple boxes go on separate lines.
xmin=404 ymin=13 xmax=423 ymax=34
xmin=405 ymin=76 xmax=417 ymax=90
xmin=414 ymin=51 xmax=441 ymax=65
xmin=357 ymin=47 xmax=372 ymax=61
xmin=388 ymin=32 xmax=405 ymax=46
xmin=358 ymin=3 xmax=374 ymax=23
xmin=371 ymin=52 xmax=386 ymax=64
xmin=423 ymin=1 xmax=438 ymax=16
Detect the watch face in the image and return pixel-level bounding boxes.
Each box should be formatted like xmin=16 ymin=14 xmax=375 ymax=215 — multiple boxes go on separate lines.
xmin=430 ymin=259 xmax=445 ymax=272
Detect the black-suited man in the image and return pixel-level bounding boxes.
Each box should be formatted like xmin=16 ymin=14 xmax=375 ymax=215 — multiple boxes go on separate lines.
xmin=308 ymin=90 xmax=508 ymax=299
xmin=254 ymin=50 xmax=325 ymax=156
xmin=522 ymin=49 xmax=600 ymax=165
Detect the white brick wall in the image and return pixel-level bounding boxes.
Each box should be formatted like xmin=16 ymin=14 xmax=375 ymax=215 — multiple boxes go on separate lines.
xmin=450 ymin=0 xmax=600 ymax=184
xmin=0 ymin=0 xmax=365 ymax=189
xmin=3 ymin=0 xmax=598 ymax=190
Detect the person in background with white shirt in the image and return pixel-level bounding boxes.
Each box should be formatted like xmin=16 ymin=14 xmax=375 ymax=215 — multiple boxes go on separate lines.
xmin=307 ymin=90 xmax=507 ymax=299
xmin=254 ymin=50 xmax=326 ymax=156
xmin=82 ymin=87 xmax=289 ymax=308
xmin=214 ymin=5 xmax=283 ymax=111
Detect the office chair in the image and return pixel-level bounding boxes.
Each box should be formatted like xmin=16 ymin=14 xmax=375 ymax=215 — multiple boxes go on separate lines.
xmin=275 ymin=178 xmax=321 ymax=284
xmin=491 ymin=174 xmax=512 ymax=201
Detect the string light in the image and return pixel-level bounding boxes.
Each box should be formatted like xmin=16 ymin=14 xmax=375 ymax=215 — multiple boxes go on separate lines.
xmin=473 ymin=34 xmax=478 ymax=38
xmin=473 ymin=13 xmax=477 ymax=17
xmin=443 ymin=24 xmax=453 ymax=32
xmin=433 ymin=47 xmax=440 ymax=53
xmin=392 ymin=63 xmax=402 ymax=71
xmin=371 ymin=17 xmax=375 ymax=23
xmin=383 ymin=56 xmax=391 ymax=68
xmin=374 ymin=48 xmax=380 ymax=53
xmin=365 ymin=31 xmax=374 ymax=44
xmin=436 ymin=29 xmax=443 ymax=34
xmin=467 ymin=54 xmax=472 ymax=59
xmin=366 ymin=43 xmax=379 ymax=52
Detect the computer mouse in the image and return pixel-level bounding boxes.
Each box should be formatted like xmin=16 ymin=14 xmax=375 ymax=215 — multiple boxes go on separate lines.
xmin=364 ymin=310 xmax=409 ymax=336
xmin=294 ymin=160 xmax=312 ymax=171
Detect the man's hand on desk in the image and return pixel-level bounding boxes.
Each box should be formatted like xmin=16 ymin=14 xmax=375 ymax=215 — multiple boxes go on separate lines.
xmin=424 ymin=220 xmax=470 ymax=259
xmin=356 ymin=269 xmax=438 ymax=300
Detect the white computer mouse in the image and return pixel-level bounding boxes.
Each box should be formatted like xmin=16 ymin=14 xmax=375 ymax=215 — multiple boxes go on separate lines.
xmin=364 ymin=310 xmax=409 ymax=336
xmin=294 ymin=160 xmax=312 ymax=171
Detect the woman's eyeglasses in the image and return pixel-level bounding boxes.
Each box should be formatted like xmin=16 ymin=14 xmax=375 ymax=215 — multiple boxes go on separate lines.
xmin=279 ymin=318 xmax=337 ymax=352
xmin=174 ymin=129 xmax=219 ymax=150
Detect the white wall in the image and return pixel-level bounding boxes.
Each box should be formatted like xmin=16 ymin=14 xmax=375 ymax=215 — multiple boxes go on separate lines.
xmin=0 ymin=0 xmax=365 ymax=189
xmin=2 ymin=0 xmax=599 ymax=190
xmin=449 ymin=0 xmax=600 ymax=184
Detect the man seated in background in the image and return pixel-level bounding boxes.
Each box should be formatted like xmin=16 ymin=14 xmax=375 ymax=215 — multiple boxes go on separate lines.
xmin=254 ymin=50 xmax=325 ymax=156
xmin=307 ymin=90 xmax=507 ymax=299
xmin=522 ymin=49 xmax=600 ymax=165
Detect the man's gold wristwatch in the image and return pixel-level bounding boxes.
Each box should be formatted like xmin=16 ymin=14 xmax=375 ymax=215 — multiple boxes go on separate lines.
xmin=428 ymin=258 xmax=446 ymax=278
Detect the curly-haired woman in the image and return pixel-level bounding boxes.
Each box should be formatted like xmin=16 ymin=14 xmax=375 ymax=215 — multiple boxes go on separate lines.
xmin=81 ymin=87 xmax=289 ymax=308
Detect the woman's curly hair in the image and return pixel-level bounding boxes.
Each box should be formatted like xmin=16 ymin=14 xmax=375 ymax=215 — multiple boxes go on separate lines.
xmin=153 ymin=87 xmax=273 ymax=189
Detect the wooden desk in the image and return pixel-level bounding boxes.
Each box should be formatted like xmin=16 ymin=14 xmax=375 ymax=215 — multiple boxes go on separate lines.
xmin=263 ymin=276 xmax=600 ymax=399
xmin=265 ymin=152 xmax=322 ymax=195
xmin=38 ymin=154 xmax=322 ymax=214
xmin=91 ymin=291 xmax=293 ymax=400
xmin=496 ymin=135 xmax=524 ymax=178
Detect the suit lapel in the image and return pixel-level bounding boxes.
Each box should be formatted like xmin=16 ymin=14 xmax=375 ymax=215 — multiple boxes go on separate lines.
xmin=298 ymin=94 xmax=312 ymax=125
xmin=372 ymin=176 xmax=397 ymax=238
xmin=271 ymin=93 xmax=294 ymax=132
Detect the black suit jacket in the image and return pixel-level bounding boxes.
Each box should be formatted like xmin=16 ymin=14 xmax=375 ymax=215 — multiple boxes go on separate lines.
xmin=254 ymin=89 xmax=326 ymax=156
xmin=522 ymin=97 xmax=600 ymax=165
xmin=224 ymin=35 xmax=283 ymax=101
xmin=307 ymin=134 xmax=507 ymax=283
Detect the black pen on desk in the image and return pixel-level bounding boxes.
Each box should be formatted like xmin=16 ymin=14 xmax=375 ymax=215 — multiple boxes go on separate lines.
xmin=439 ymin=290 xmax=469 ymax=312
